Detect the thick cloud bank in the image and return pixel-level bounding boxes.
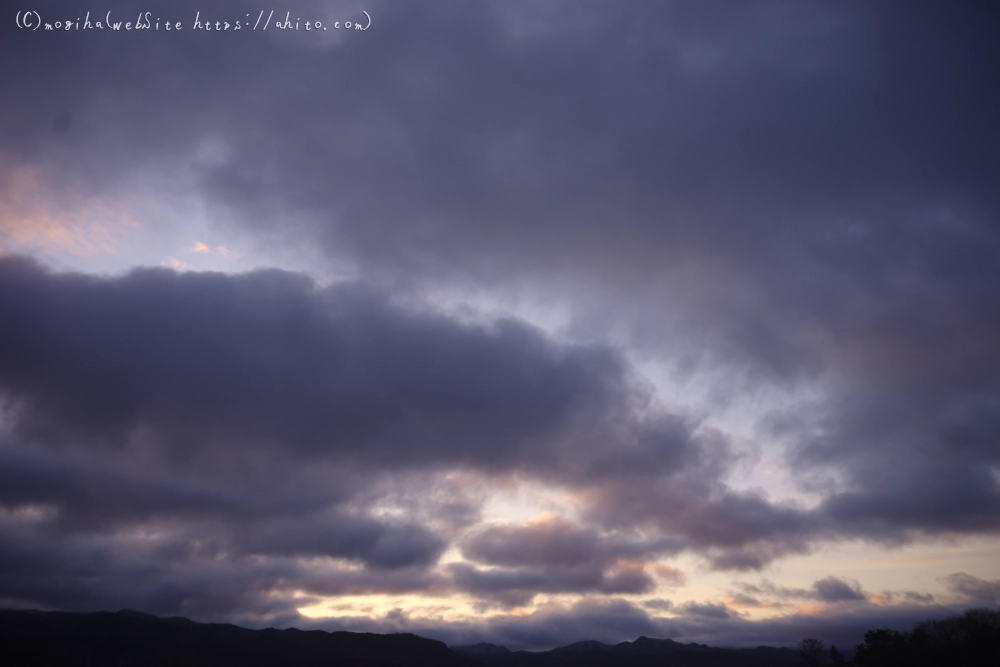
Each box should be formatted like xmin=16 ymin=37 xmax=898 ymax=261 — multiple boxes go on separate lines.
xmin=2 ymin=0 xmax=999 ymax=650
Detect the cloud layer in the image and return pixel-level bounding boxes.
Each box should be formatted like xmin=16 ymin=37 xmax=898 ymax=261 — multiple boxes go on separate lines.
xmin=2 ymin=0 xmax=999 ymax=650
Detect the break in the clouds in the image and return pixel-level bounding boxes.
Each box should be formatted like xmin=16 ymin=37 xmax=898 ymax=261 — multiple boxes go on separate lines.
xmin=2 ymin=0 xmax=999 ymax=650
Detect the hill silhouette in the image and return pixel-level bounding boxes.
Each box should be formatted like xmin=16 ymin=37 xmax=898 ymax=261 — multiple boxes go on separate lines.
xmin=0 ymin=609 xmax=476 ymax=666
xmin=7 ymin=607 xmax=997 ymax=666
xmin=452 ymin=636 xmax=801 ymax=667
xmin=0 ymin=609 xmax=802 ymax=666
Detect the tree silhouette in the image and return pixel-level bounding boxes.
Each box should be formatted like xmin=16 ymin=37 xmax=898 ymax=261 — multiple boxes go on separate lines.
xmin=854 ymin=628 xmax=909 ymax=667
xmin=909 ymin=607 xmax=1000 ymax=667
xmin=798 ymin=637 xmax=828 ymax=666
xmin=850 ymin=609 xmax=1000 ymax=667
xmin=828 ymin=644 xmax=846 ymax=666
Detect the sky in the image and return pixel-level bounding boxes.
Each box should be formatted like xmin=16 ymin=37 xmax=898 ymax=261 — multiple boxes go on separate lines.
xmin=1 ymin=0 xmax=999 ymax=652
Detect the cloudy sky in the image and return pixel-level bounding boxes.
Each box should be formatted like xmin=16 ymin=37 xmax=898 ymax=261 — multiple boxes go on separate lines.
xmin=2 ymin=0 xmax=999 ymax=651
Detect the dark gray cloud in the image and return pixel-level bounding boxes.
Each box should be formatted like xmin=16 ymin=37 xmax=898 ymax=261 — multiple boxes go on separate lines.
xmin=454 ymin=517 xmax=670 ymax=607
xmin=811 ymin=577 xmax=866 ymax=603
xmin=460 ymin=516 xmax=680 ymax=570
xmin=0 ymin=255 xmax=831 ymax=609
xmin=0 ymin=255 xmax=626 ymax=471
xmin=734 ymin=576 xmax=869 ymax=605
xmin=675 ymin=601 xmax=741 ymax=621
xmin=2 ymin=0 xmax=1000 ymax=648
xmin=577 ymin=476 xmax=819 ymax=571
xmin=0 ymin=254 xmax=721 ymax=611
xmin=944 ymin=573 xmax=1000 ymax=606
xmin=449 ymin=561 xmax=654 ymax=610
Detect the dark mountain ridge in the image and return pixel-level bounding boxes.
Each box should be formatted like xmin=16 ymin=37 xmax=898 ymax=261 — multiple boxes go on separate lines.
xmin=0 ymin=607 xmax=807 ymax=666
xmin=0 ymin=608 xmax=475 ymax=666
xmin=550 ymin=636 xmax=716 ymax=653
xmin=451 ymin=643 xmax=511 ymax=655
xmin=452 ymin=635 xmax=800 ymax=667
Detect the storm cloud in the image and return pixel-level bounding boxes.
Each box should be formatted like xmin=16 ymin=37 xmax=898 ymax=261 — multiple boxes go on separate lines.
xmin=2 ymin=0 xmax=999 ymax=650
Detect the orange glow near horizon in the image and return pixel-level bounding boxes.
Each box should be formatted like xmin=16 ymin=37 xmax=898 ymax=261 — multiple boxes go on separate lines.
xmin=0 ymin=162 xmax=138 ymax=257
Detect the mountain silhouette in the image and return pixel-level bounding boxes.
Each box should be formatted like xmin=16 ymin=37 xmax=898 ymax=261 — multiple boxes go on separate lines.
xmin=452 ymin=635 xmax=800 ymax=666
xmin=451 ymin=643 xmax=512 ymax=655
xmin=0 ymin=609 xmax=476 ymax=666
xmin=0 ymin=608 xmax=808 ymax=667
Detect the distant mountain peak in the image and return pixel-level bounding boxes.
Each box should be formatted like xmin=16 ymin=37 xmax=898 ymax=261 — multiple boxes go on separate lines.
xmin=451 ymin=642 xmax=511 ymax=654
xmin=550 ymin=639 xmax=614 ymax=653
xmin=613 ymin=636 xmax=709 ymax=654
